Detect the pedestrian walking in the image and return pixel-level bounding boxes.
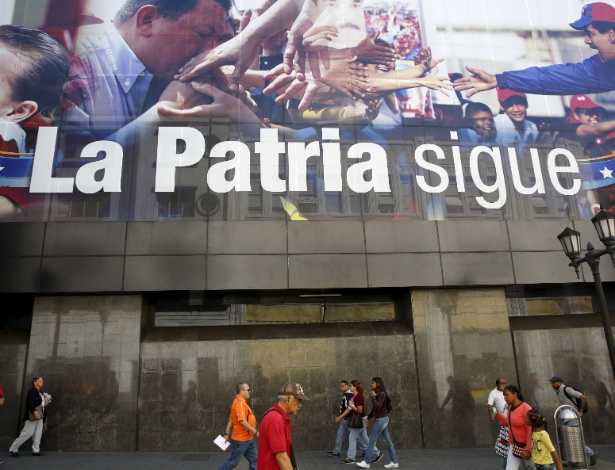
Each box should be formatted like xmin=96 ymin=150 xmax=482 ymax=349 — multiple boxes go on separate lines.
xmin=356 ymin=377 xmax=397 ymax=469
xmin=489 ymin=377 xmax=509 ymax=469
xmin=258 ymin=382 xmax=309 ymax=470
xmin=327 ymin=380 xmax=353 ymax=458
xmin=526 ymin=408 xmax=563 ymax=470
xmin=9 ymin=376 xmax=50 ymax=457
xmin=218 ymin=382 xmax=258 ymax=470
xmin=549 ymin=376 xmax=598 ymax=466
xmin=493 ymin=385 xmax=533 ymax=470
xmin=343 ymin=380 xmax=378 ymax=465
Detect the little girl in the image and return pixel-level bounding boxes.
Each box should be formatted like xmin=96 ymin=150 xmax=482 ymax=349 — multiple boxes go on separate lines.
xmin=526 ymin=408 xmax=563 ymax=470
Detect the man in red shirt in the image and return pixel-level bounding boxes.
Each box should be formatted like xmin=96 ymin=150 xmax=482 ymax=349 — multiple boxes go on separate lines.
xmin=257 ymin=383 xmax=309 ymax=470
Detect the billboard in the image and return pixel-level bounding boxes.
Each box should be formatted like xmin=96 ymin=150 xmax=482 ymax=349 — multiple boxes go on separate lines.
xmin=0 ymin=0 xmax=611 ymax=222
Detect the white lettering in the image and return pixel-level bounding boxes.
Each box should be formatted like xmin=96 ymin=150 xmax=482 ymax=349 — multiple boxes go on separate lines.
xmin=155 ymin=127 xmax=205 ymax=192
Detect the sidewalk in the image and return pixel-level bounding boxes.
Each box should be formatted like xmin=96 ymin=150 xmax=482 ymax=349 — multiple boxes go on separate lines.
xmin=0 ymin=446 xmax=613 ymax=470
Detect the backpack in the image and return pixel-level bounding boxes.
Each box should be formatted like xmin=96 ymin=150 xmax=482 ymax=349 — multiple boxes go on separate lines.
xmin=563 ymin=386 xmax=589 ymax=413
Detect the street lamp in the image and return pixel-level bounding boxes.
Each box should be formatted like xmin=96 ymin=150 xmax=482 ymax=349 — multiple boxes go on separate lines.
xmin=557 ymin=209 xmax=615 ymax=380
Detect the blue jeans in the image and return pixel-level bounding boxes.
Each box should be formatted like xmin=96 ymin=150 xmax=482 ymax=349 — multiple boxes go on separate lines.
xmin=347 ymin=416 xmax=377 ymax=460
xmin=535 ymin=465 xmax=555 ymax=470
xmin=365 ymin=416 xmax=397 ymax=464
xmin=333 ymin=419 xmax=349 ymax=453
xmin=218 ymin=438 xmax=257 ymax=470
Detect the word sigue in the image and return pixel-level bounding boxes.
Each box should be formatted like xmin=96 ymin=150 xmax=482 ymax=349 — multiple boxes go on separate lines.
xmin=30 ymin=127 xmax=580 ymax=210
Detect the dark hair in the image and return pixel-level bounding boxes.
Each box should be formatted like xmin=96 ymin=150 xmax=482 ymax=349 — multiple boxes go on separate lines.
xmin=31 ymin=376 xmax=42 ymax=386
xmin=464 ymin=102 xmax=493 ymax=119
xmin=350 ymin=379 xmax=363 ymax=394
xmin=115 ymin=0 xmax=232 ymax=24
xmin=236 ymin=382 xmax=247 ymax=393
xmin=0 ymin=25 xmax=69 ymax=113
xmin=591 ymin=21 xmax=615 ymax=34
xmin=504 ymin=384 xmax=524 ymax=402
xmin=527 ymin=408 xmax=548 ymax=431
xmin=341 ymin=380 xmax=349 ymax=386
xmin=372 ymin=377 xmax=392 ymax=412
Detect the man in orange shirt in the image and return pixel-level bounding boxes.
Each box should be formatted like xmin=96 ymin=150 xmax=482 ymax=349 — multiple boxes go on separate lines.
xmin=219 ymin=382 xmax=259 ymax=470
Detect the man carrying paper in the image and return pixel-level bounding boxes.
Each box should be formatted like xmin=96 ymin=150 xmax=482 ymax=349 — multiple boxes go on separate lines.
xmin=218 ymin=382 xmax=259 ymax=470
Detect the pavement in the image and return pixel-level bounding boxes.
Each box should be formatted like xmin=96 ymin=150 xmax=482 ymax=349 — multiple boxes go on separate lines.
xmin=0 ymin=446 xmax=613 ymax=470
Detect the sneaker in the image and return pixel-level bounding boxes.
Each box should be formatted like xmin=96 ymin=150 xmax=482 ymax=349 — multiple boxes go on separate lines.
xmin=590 ymin=451 xmax=598 ymax=466
xmin=342 ymin=458 xmax=356 ymax=465
xmin=384 ymin=463 xmax=399 ymax=469
xmin=356 ymin=462 xmax=370 ymax=469
xmin=31 ymin=452 xmax=45 ymax=456
xmin=374 ymin=453 xmax=384 ymax=463
xmin=9 ymin=452 xmax=18 ymax=457
xmin=328 ymin=451 xmax=341 ymax=457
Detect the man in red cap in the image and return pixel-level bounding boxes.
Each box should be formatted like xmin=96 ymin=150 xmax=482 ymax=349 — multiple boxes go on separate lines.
xmin=454 ymin=2 xmax=615 ymax=97
xmin=258 ymin=383 xmax=309 ymax=470
xmin=493 ymin=89 xmax=538 ymax=154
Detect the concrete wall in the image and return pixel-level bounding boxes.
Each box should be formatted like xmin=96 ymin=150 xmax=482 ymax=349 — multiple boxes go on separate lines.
xmin=0 ymin=330 xmax=29 ymax=450
xmin=138 ymin=322 xmax=421 ymax=451
xmin=3 ymin=219 xmax=614 ymax=294
xmin=24 ymin=295 xmax=142 ymax=451
xmin=1 ymin=292 xmax=614 ymax=452
xmin=412 ymin=288 xmax=518 ymax=448
xmin=513 ymin=318 xmax=615 ymax=445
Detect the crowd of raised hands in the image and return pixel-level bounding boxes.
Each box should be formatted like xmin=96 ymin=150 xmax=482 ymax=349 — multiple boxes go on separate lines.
xmin=172 ymin=0 xmax=452 ymax=127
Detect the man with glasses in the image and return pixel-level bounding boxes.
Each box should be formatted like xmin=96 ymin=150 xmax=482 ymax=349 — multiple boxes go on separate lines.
xmin=219 ymin=382 xmax=258 ymax=470
xmin=258 ymin=383 xmax=309 ymax=470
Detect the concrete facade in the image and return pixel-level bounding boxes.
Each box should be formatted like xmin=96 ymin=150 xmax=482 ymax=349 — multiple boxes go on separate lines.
xmin=1 ymin=286 xmax=613 ymax=452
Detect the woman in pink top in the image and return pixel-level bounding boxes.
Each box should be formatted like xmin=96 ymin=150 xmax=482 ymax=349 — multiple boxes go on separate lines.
xmin=495 ymin=385 xmax=532 ymax=470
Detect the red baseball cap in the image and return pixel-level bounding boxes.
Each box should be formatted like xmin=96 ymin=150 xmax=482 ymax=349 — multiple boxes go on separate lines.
xmin=497 ymin=88 xmax=528 ymax=106
xmin=570 ymin=2 xmax=615 ymax=30
xmin=570 ymin=94 xmax=604 ymax=113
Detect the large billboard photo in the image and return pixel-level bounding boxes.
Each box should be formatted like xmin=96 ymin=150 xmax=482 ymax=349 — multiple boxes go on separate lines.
xmin=0 ymin=0 xmax=612 ymax=222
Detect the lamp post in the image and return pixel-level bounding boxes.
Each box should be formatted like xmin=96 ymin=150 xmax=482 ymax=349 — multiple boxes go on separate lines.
xmin=557 ymin=209 xmax=615 ymax=380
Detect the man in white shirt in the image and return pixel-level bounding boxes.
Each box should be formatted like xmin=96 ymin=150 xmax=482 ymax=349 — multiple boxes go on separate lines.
xmin=487 ymin=377 xmax=508 ymax=420
xmin=488 ymin=378 xmax=508 ymax=470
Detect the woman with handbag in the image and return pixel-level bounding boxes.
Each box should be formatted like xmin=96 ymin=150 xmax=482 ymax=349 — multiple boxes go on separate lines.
xmin=343 ymin=380 xmax=378 ymax=465
xmin=494 ymin=385 xmax=533 ymax=470
xmin=356 ymin=377 xmax=398 ymax=469
xmin=9 ymin=376 xmax=48 ymax=457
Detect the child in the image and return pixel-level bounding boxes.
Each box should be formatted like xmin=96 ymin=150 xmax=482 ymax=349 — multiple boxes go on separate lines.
xmin=0 ymin=24 xmax=69 ymax=218
xmin=526 ymin=408 xmax=563 ymax=470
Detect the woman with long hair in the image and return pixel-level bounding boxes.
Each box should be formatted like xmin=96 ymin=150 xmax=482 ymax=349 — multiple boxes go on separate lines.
xmin=494 ymin=385 xmax=533 ymax=470
xmin=356 ymin=377 xmax=398 ymax=469
xmin=343 ymin=380 xmax=379 ymax=465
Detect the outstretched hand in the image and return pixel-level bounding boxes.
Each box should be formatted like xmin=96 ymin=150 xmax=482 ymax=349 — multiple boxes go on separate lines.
xmin=453 ymin=66 xmax=497 ymax=97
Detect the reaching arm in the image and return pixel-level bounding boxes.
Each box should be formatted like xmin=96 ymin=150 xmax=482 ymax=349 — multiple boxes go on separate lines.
xmin=575 ymin=120 xmax=615 ymax=138
xmin=177 ymin=0 xmax=304 ymax=87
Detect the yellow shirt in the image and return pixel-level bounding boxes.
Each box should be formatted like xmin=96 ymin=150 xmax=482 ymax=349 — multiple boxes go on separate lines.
xmin=531 ymin=430 xmax=555 ymax=465
xmin=229 ymin=394 xmax=257 ymax=442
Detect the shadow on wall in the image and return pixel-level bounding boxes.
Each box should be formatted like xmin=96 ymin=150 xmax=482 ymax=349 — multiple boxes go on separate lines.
xmin=136 ymin=322 xmax=420 ymax=452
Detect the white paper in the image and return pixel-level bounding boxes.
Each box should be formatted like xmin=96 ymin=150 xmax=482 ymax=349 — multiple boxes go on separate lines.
xmin=214 ymin=435 xmax=231 ymax=451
